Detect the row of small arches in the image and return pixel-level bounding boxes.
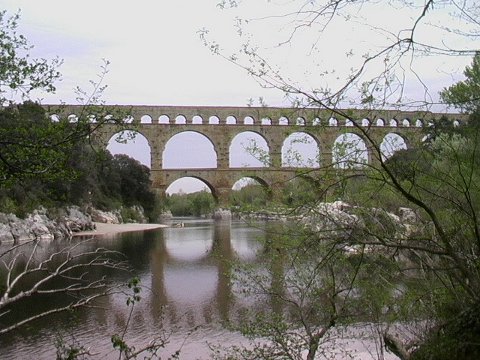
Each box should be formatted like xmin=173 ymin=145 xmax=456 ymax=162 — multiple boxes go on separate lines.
xmin=51 ymin=113 xmax=462 ymax=128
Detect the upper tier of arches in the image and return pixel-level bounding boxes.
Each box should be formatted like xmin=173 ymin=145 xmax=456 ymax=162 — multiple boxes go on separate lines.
xmin=46 ymin=105 xmax=467 ymax=128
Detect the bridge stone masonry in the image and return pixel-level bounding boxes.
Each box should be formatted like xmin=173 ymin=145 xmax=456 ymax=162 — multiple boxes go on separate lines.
xmin=52 ymin=105 xmax=466 ymax=208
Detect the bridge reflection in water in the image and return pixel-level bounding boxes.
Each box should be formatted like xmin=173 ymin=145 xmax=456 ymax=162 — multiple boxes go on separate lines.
xmin=0 ymin=219 xmax=275 ymax=359
xmin=149 ymin=219 xmax=266 ymax=328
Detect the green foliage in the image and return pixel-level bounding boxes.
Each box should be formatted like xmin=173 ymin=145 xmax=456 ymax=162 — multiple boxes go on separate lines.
xmin=109 ymin=277 xmax=174 ymax=360
xmin=55 ymin=335 xmax=89 ymax=360
xmin=224 ymin=220 xmax=415 ymax=359
xmin=281 ymin=177 xmax=319 ymax=207
xmin=441 ymin=52 xmax=480 ymax=114
xmin=0 ymin=124 xmax=160 ymax=220
xmin=125 ymin=276 xmax=141 ymax=307
xmin=0 ymin=11 xmax=153 ymax=218
xmin=166 ymin=190 xmax=215 ymax=216
xmin=230 ymin=183 xmax=268 ymax=209
xmin=109 ymin=154 xmax=157 ymax=219
xmin=0 ymin=102 xmax=78 ymax=185
xmin=411 ymin=301 xmax=480 ymax=360
xmin=0 ymin=11 xmax=61 ymax=105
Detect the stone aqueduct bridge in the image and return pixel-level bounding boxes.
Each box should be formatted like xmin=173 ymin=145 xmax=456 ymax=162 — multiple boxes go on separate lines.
xmin=57 ymin=105 xmax=464 ymax=206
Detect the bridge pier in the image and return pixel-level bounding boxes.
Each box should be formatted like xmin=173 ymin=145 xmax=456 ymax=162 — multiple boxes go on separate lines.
xmin=215 ymin=186 xmax=232 ymax=207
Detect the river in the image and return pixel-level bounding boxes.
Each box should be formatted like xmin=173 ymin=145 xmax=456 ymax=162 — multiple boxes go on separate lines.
xmin=0 ymin=218 xmax=397 ymax=359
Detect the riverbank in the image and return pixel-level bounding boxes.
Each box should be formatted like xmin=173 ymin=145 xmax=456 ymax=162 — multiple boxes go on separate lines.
xmin=73 ymin=222 xmax=168 ymax=237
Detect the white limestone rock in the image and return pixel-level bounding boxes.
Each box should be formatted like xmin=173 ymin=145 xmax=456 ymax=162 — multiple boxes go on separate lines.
xmin=213 ymin=208 xmax=232 ymax=220
xmin=90 ymin=208 xmax=121 ymax=224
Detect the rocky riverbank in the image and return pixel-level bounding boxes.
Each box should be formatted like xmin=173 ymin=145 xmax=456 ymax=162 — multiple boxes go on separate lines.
xmin=0 ymin=206 xmax=94 ymax=244
xmin=0 ymin=205 xmax=160 ymax=244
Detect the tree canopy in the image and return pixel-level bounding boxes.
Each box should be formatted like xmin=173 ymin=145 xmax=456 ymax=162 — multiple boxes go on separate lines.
xmin=0 ymin=10 xmax=61 ymax=105
xmin=441 ymin=52 xmax=480 ymax=114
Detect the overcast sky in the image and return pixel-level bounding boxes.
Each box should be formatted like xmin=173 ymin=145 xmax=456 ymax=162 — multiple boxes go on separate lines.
xmin=1 ymin=0 xmax=282 ymax=106
xmin=2 ymin=0 xmax=478 ymax=193
xmin=2 ymin=0 xmax=476 ymax=107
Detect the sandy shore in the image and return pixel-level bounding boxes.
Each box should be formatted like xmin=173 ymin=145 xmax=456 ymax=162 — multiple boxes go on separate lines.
xmin=73 ymin=222 xmax=168 ymax=237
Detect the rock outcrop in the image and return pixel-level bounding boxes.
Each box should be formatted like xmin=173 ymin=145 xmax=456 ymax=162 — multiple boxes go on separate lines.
xmin=90 ymin=208 xmax=122 ymax=224
xmin=0 ymin=206 xmax=95 ymax=244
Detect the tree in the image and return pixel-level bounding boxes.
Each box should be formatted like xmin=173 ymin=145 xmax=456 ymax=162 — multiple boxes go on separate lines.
xmin=0 ymin=238 xmax=128 ymax=336
xmin=111 ymin=154 xmax=158 ymax=219
xmin=0 ymin=11 xmax=131 ymax=186
xmin=0 ymin=101 xmax=78 ymax=186
xmin=0 ymin=11 xmax=61 ymax=105
xmin=204 ymin=1 xmax=480 ymax=358
xmin=441 ymin=52 xmax=480 ymax=114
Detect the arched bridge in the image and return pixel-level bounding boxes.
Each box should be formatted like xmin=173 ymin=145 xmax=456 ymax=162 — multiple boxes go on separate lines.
xmin=53 ymin=105 xmax=465 ymax=206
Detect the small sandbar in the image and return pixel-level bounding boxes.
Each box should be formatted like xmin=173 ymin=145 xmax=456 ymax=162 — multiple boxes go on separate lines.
xmin=74 ymin=222 xmax=167 ymax=237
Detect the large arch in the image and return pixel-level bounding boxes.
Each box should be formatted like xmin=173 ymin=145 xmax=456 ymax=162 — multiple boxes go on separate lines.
xmin=230 ymin=176 xmax=271 ymax=207
xmin=106 ymin=130 xmax=151 ymax=168
xmin=163 ymin=131 xmax=217 ymax=169
xmin=166 ymin=176 xmax=215 ymax=195
xmin=332 ymin=133 xmax=368 ymax=169
xmin=229 ymin=131 xmax=270 ymax=168
xmin=165 ymin=176 xmax=219 ymax=205
xmin=380 ymin=133 xmax=408 ymax=159
xmin=281 ymin=132 xmax=320 ymax=168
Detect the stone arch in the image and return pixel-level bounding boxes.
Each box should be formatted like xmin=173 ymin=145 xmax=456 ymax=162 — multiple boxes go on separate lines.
xmin=402 ymin=118 xmax=410 ymax=127
xmin=389 ymin=119 xmax=398 ymax=127
xmin=104 ymin=114 xmax=115 ymax=123
xmin=226 ymin=115 xmax=237 ymax=125
xmin=157 ymin=114 xmax=170 ymax=124
xmin=229 ymin=131 xmax=270 ymax=167
xmin=281 ymin=132 xmax=320 ymax=168
xmin=192 ymin=115 xmax=203 ymax=124
xmin=175 ymin=115 xmax=187 ymax=124
xmin=106 ymin=130 xmax=152 ymax=168
xmin=140 ymin=114 xmax=152 ymax=124
xmin=163 ymin=131 xmax=217 ymax=169
xmin=261 ymin=117 xmax=272 ymax=125
xmin=244 ymin=116 xmax=255 ymax=125
xmin=165 ymin=176 xmax=221 ymax=211
xmin=209 ymin=115 xmax=220 ymax=124
xmin=68 ymin=114 xmax=78 ymax=123
xmin=312 ymin=117 xmax=321 ymax=126
xmin=166 ymin=176 xmax=217 ymax=199
xmin=158 ymin=114 xmax=170 ymax=124
xmin=329 ymin=117 xmax=338 ymax=126
xmin=362 ymin=118 xmax=370 ymax=127
xmin=232 ymin=175 xmax=270 ymax=189
xmin=296 ymin=117 xmax=306 ymax=126
xmin=380 ymin=133 xmax=408 ymax=160
xmin=283 ymin=176 xmax=319 ymax=206
xmin=333 ymin=133 xmax=368 ymax=168
xmin=376 ymin=118 xmax=385 ymax=126
xmin=231 ymin=176 xmax=271 ymax=205
xmin=279 ymin=116 xmax=289 ymax=125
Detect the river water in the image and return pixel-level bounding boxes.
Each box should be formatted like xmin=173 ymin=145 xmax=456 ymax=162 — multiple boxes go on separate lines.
xmin=0 ymin=218 xmax=397 ymax=359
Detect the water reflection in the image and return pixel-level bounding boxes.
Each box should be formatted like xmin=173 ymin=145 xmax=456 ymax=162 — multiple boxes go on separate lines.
xmin=0 ymin=218 xmax=266 ymax=359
